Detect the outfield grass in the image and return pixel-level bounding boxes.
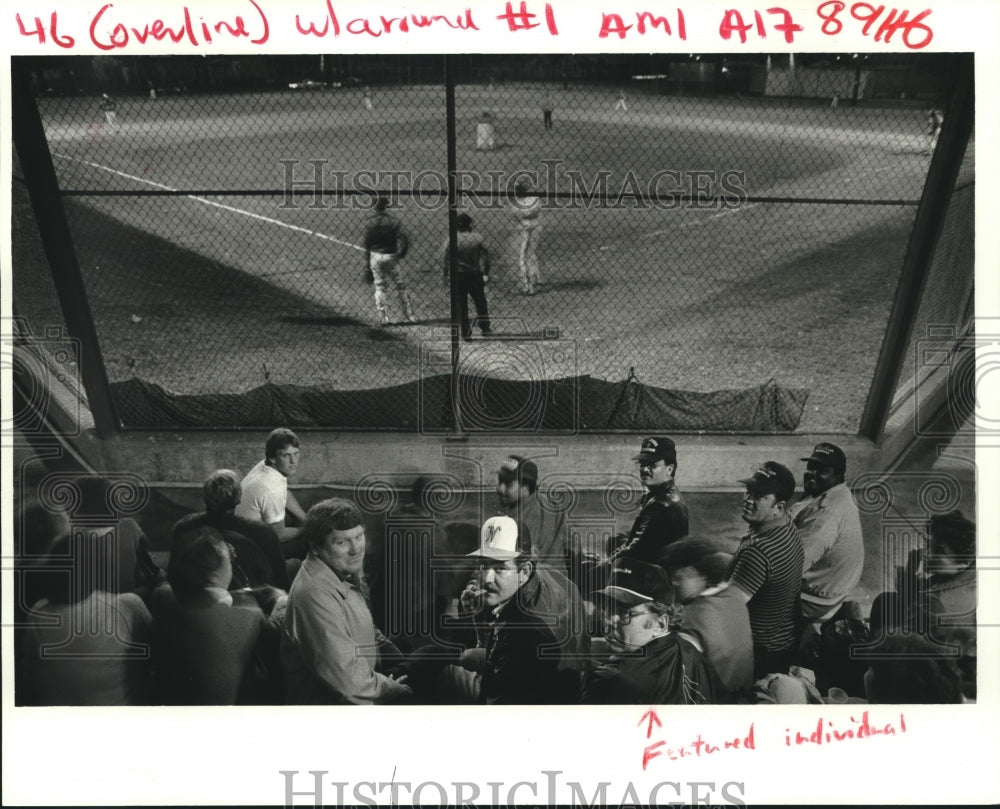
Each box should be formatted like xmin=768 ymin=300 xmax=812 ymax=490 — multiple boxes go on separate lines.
xmin=22 ymin=84 xmax=967 ymax=432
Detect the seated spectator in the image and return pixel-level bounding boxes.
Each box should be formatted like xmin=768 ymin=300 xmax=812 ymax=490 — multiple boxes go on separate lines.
xmin=864 ymin=633 xmax=970 ymax=704
xmin=790 ymin=443 xmax=864 ymax=625
xmin=495 ymin=455 xmax=571 ymax=571
xmin=870 ymin=509 xmax=976 ymax=700
xmin=14 ymin=497 xmax=70 ymax=622
xmin=171 ymin=469 xmax=291 ymax=590
xmin=661 ymin=538 xmax=754 ymax=698
xmin=281 ymin=499 xmax=412 ymax=704
xmin=75 ymin=475 xmax=164 ymax=599
xmin=235 ymin=428 xmax=307 ymax=556
xmin=20 ymin=532 xmax=152 ymax=705
xmin=729 ymin=462 xmax=804 ymax=679
xmin=450 ymin=516 xmax=567 ymax=704
xmin=14 ymin=498 xmax=73 ymax=706
xmin=152 ymin=526 xmax=281 ymax=704
xmin=581 ymin=556 xmax=719 ymax=704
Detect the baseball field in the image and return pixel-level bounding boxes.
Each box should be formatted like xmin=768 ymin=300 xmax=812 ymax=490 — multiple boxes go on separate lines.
xmin=19 ymin=82 xmax=973 ymax=433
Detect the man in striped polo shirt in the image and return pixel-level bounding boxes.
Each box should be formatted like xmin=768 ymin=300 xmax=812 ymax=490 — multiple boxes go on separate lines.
xmin=729 ymin=461 xmax=805 ymax=680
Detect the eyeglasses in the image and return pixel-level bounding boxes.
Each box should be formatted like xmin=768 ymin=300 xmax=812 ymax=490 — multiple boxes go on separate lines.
xmin=636 ymin=459 xmax=664 ymax=470
xmin=610 ymin=607 xmax=654 ymax=626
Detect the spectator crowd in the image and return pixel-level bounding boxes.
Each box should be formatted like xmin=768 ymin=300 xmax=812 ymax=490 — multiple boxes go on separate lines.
xmin=15 ymin=429 xmax=976 ymax=706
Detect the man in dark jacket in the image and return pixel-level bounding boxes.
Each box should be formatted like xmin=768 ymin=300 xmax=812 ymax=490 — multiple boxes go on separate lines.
xmin=443 ymin=213 xmax=492 ymax=340
xmin=582 ymin=556 xmax=719 ymax=704
xmin=456 ymin=516 xmax=566 ymax=704
xmin=610 ymin=436 xmax=689 ymax=565
xmin=586 ymin=437 xmax=689 ymax=595
xmin=171 ymin=469 xmax=290 ymax=590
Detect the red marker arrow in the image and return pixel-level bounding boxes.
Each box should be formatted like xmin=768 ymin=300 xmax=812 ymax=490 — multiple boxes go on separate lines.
xmin=639 ymin=709 xmax=662 ymax=739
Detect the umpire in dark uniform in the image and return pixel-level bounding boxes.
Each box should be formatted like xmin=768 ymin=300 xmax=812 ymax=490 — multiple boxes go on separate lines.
xmin=443 ymin=213 xmax=492 ymax=340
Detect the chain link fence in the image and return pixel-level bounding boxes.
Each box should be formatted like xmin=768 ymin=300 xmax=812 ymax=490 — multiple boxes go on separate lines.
xmin=16 ymin=53 xmax=969 ymax=434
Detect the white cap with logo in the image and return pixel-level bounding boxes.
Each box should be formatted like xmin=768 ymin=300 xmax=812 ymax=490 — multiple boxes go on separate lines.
xmin=466 ymin=515 xmax=524 ymax=560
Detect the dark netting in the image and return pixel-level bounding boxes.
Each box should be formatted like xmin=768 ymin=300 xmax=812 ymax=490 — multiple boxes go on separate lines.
xmin=17 ymin=53 xmax=966 ymax=433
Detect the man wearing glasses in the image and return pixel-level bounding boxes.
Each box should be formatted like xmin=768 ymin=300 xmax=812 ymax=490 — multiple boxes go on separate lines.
xmin=581 ymin=556 xmax=719 ymax=704
xmin=729 ymin=461 xmax=805 ymax=680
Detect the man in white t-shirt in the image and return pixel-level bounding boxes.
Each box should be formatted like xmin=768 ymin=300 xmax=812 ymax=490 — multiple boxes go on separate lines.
xmin=236 ymin=428 xmax=307 ymax=554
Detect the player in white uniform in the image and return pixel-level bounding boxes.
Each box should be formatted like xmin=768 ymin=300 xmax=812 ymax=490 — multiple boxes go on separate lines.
xmin=614 ymin=91 xmax=628 ymax=112
xmin=363 ymin=197 xmax=415 ymax=325
xmin=510 ymin=181 xmax=542 ymax=295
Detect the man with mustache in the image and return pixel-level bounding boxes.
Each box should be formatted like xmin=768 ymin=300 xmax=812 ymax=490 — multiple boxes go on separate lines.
xmin=729 ymin=461 xmax=805 ymax=680
xmin=607 ymin=436 xmax=689 ymax=566
xmin=458 ymin=516 xmax=564 ymax=704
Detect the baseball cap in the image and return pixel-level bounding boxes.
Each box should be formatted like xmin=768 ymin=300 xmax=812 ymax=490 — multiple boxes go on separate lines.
xmin=800 ymin=442 xmax=847 ymax=474
xmin=594 ymin=557 xmax=671 ymax=606
xmin=632 ymin=436 xmax=677 ymax=467
xmin=497 ymin=455 xmax=538 ymax=487
xmin=466 ymin=516 xmax=531 ymax=561
xmin=739 ymin=461 xmax=796 ymax=502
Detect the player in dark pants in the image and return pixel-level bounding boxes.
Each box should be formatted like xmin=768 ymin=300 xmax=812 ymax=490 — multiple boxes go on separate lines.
xmin=443 ymin=213 xmax=492 ymax=340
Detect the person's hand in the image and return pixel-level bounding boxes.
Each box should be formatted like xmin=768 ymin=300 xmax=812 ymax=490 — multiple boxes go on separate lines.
xmin=459 ymin=580 xmax=486 ymax=614
xmin=483 ymin=274 xmax=489 ymax=284
xmin=388 ymin=672 xmax=409 ymax=685
xmin=459 ymin=647 xmax=487 ymax=672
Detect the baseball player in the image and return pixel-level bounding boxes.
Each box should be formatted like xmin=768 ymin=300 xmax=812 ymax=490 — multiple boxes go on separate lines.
xmin=362 ymin=87 xmax=373 ymax=110
xmin=541 ymin=93 xmax=554 ymax=130
xmin=363 ymin=197 xmax=416 ymax=325
xmin=510 ymin=180 xmax=542 ymax=295
xmin=925 ymin=108 xmax=944 ymax=155
xmin=99 ymin=93 xmax=117 ymax=128
xmin=614 ymin=90 xmax=628 ymax=112
xmin=443 ymin=213 xmax=492 ymax=340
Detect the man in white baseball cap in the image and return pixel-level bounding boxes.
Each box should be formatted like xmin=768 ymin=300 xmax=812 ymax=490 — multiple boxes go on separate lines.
xmin=455 ymin=516 xmax=565 ymax=703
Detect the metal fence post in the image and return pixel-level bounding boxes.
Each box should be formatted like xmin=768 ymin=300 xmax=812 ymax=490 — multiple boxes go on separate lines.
xmin=858 ymin=54 xmax=974 ymax=442
xmin=444 ymin=55 xmax=464 ymax=438
xmin=11 ymin=60 xmax=120 ymax=437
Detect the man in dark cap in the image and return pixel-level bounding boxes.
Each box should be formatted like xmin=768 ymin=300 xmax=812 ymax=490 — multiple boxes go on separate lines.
xmin=790 ymin=442 xmax=864 ymax=625
xmin=581 ymin=556 xmax=719 ymax=704
xmin=608 ymin=436 xmax=689 ymax=566
xmin=729 ymin=461 xmax=805 ymax=679
xmin=496 ymin=454 xmax=569 ymax=570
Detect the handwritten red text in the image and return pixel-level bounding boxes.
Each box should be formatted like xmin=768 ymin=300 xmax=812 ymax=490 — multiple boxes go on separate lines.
xmin=598 ymin=10 xmax=687 ymax=39
xmin=816 ymin=1 xmax=933 ymax=49
xmin=88 ymin=1 xmax=269 ymax=50
xmin=296 ymin=0 xmax=478 ymax=37
xmin=719 ymin=7 xmax=803 ymax=43
xmin=786 ymin=711 xmax=908 ymax=746
xmin=497 ymin=1 xmax=558 ymax=34
xmin=15 ymin=12 xmax=75 ymax=47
